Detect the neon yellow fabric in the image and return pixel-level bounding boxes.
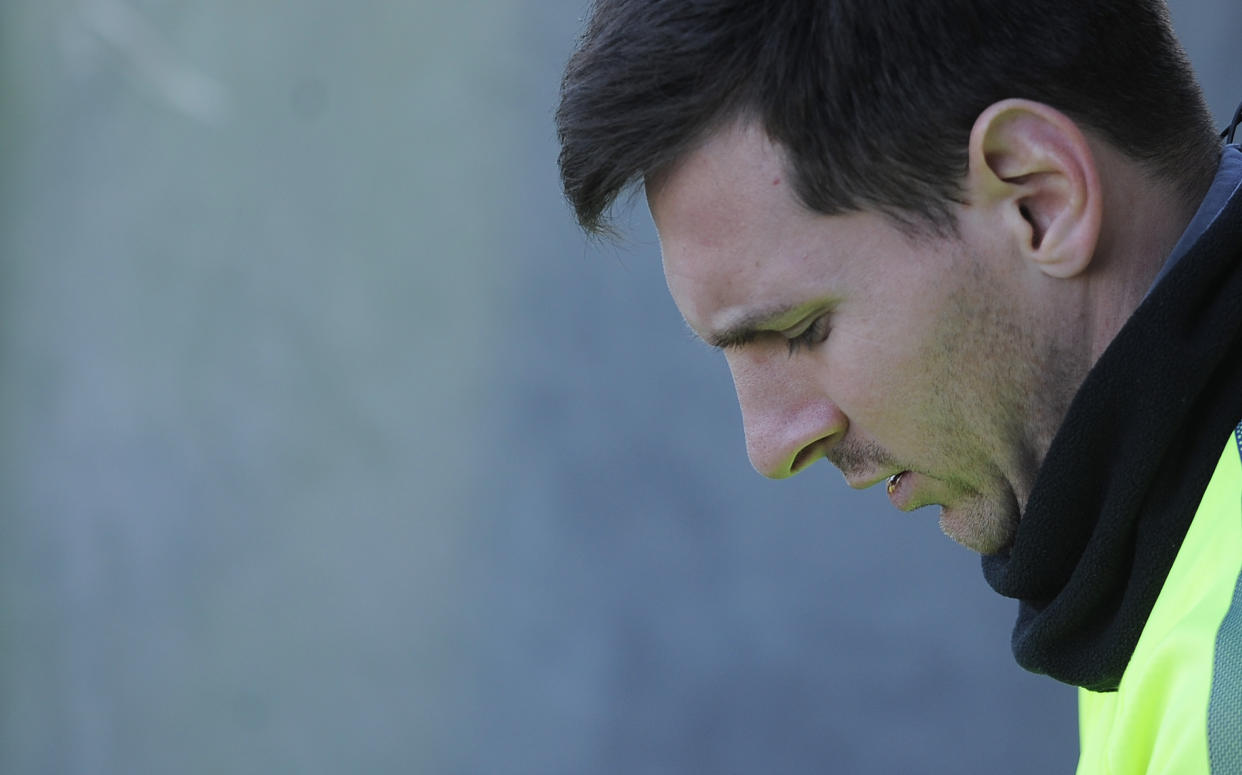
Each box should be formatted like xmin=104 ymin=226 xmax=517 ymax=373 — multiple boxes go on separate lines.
xmin=1076 ymin=435 xmax=1242 ymax=774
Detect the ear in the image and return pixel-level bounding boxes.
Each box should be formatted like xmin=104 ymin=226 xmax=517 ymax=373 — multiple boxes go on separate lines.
xmin=965 ymin=99 xmax=1102 ymax=279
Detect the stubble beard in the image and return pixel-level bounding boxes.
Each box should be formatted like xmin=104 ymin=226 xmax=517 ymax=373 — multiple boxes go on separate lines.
xmin=938 ymin=489 xmax=1022 ymax=555
xmin=827 ymin=437 xmax=898 ymax=481
xmin=922 ymin=250 xmax=1082 ymax=555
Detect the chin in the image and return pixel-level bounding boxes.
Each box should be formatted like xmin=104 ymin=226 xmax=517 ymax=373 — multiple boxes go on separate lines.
xmin=938 ymin=501 xmax=1019 ymax=556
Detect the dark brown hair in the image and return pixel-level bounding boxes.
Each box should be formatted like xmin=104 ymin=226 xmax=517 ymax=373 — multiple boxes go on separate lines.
xmin=556 ymin=0 xmax=1221 ymax=235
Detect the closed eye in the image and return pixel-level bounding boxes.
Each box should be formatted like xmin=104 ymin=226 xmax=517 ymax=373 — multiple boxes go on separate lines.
xmin=786 ymin=313 xmax=831 ymax=355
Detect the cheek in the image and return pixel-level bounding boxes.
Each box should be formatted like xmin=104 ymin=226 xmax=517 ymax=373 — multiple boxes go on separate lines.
xmin=823 ymin=320 xmax=933 ymax=429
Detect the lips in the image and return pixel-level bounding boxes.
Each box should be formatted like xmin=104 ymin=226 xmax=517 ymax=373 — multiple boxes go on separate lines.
xmin=844 ymin=468 xmax=918 ymax=509
xmin=886 ymin=472 xmax=905 ymax=497
xmin=886 ymin=470 xmax=916 ymax=510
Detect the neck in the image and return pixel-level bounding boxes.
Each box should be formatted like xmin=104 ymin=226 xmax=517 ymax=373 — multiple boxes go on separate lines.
xmin=1083 ymin=141 xmax=1213 ymax=362
xmin=1008 ymin=144 xmax=1215 ymax=506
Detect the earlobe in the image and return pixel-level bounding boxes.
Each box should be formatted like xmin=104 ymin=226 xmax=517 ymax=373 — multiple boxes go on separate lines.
xmin=966 ymin=99 xmax=1102 ymax=279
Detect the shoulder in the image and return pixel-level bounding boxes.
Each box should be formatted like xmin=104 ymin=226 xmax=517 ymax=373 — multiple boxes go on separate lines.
xmin=1078 ymin=429 xmax=1242 ymax=775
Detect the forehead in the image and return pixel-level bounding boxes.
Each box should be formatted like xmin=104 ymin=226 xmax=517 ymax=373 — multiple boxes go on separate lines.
xmin=647 ymin=122 xmax=789 ymax=238
xmin=646 ymin=121 xmax=958 ymax=346
xmin=646 ymin=122 xmax=848 ymax=340
xmin=647 ymin=122 xmax=810 ymax=295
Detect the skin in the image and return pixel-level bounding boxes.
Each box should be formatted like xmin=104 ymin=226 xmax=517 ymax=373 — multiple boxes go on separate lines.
xmin=646 ymin=105 xmax=1200 ymax=554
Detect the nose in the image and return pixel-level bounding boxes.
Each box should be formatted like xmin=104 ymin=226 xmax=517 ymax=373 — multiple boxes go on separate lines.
xmin=729 ymin=355 xmax=846 ymax=479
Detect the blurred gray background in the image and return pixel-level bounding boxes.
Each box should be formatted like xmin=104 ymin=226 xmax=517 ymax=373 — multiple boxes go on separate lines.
xmin=1 ymin=1 xmax=1238 ymax=773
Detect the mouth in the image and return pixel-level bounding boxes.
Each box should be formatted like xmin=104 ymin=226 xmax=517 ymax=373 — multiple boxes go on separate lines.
xmin=886 ymin=471 xmax=916 ymax=510
xmin=844 ymin=470 xmax=893 ymax=490
xmin=886 ymin=472 xmax=904 ymax=496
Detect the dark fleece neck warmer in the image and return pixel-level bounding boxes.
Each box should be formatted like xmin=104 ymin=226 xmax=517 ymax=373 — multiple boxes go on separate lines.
xmin=981 ymin=187 xmax=1242 ymax=692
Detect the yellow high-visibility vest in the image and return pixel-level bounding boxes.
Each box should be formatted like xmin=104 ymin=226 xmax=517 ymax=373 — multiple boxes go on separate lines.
xmin=1077 ymin=424 xmax=1242 ymax=774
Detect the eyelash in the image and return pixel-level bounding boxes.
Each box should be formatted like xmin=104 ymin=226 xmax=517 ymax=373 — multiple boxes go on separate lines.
xmin=786 ymin=314 xmax=831 ymax=355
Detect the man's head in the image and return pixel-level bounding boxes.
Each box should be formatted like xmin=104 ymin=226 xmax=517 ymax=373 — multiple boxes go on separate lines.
xmin=557 ymin=0 xmax=1218 ymax=235
xmin=556 ymin=0 xmax=1223 ymax=553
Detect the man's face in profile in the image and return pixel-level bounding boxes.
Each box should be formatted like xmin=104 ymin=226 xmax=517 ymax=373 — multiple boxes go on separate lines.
xmin=647 ymin=121 xmax=1055 ymax=555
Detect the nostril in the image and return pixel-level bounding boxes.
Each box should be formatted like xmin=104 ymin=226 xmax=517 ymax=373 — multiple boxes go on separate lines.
xmin=789 ymin=438 xmax=829 ymax=475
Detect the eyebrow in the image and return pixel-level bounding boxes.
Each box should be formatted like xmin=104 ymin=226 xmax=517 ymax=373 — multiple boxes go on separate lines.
xmin=700 ymin=302 xmax=811 ymax=350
